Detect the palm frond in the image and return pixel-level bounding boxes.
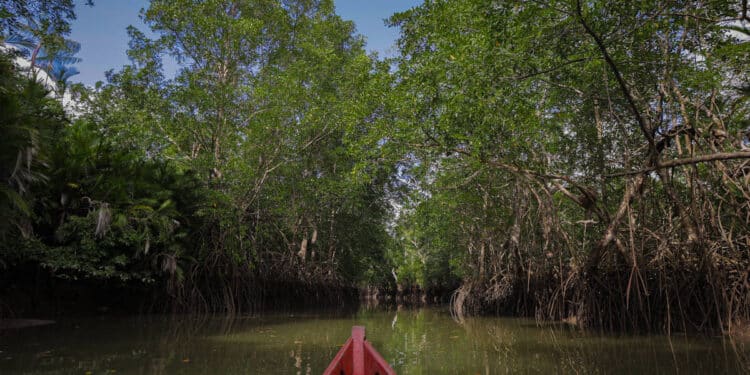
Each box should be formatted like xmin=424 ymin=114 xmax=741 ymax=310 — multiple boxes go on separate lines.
xmin=50 ymin=61 xmax=80 ymax=82
xmin=5 ymin=33 xmax=37 ymax=50
xmin=35 ymin=50 xmax=82 ymax=66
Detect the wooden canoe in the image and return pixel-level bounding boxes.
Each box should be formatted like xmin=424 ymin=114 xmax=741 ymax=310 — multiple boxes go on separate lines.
xmin=323 ymin=326 xmax=396 ymax=375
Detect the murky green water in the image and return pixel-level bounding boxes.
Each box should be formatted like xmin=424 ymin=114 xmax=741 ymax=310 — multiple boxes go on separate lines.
xmin=1 ymin=307 xmax=748 ymax=374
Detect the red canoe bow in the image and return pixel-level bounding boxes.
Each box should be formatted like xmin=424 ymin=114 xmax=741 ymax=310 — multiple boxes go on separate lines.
xmin=323 ymin=326 xmax=396 ymax=375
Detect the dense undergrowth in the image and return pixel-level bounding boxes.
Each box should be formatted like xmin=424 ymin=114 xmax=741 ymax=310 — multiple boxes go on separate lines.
xmin=0 ymin=0 xmax=390 ymax=316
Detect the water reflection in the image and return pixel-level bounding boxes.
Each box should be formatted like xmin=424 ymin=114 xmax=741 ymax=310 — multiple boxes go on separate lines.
xmin=0 ymin=307 xmax=748 ymax=374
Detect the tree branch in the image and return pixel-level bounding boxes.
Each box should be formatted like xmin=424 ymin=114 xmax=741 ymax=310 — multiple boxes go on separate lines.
xmin=606 ymin=151 xmax=750 ymax=177
xmin=575 ymin=0 xmax=655 ymax=152
xmin=449 ymin=148 xmax=608 ymax=222
xmin=502 ymin=58 xmax=590 ymax=81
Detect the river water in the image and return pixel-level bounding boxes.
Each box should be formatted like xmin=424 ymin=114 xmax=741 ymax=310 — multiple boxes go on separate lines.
xmin=1 ymin=307 xmax=748 ymax=374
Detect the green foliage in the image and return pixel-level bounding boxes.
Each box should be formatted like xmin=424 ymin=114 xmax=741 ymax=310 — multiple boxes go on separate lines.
xmin=0 ymin=113 xmax=203 ymax=284
xmin=32 ymin=121 xmax=203 ymax=283
xmin=0 ymin=50 xmax=66 ymax=242
xmin=382 ymin=0 xmax=750 ymax=330
xmin=1 ymin=0 xmax=79 ymax=41
xmin=4 ymin=0 xmax=747 ymax=327
xmin=24 ymin=0 xmax=398 ymax=300
xmin=1 ymin=0 xmax=87 ymax=90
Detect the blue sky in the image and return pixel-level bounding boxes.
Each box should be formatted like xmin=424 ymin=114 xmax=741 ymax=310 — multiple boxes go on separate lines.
xmin=69 ymin=0 xmax=422 ymax=85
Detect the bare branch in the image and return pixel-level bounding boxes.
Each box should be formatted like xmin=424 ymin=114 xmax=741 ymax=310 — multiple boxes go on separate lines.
xmin=607 ymin=151 xmax=750 ymax=177
xmin=575 ymin=0 xmax=656 ymax=152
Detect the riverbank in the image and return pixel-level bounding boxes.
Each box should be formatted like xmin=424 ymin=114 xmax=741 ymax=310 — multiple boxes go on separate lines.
xmin=0 ymin=264 xmax=359 ymax=318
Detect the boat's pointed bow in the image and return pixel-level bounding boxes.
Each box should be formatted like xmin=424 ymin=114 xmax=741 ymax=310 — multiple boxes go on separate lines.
xmin=323 ymin=326 xmax=397 ymax=375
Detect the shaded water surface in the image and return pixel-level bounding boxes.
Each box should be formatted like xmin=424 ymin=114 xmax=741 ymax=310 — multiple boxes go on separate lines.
xmin=1 ymin=307 xmax=749 ymax=374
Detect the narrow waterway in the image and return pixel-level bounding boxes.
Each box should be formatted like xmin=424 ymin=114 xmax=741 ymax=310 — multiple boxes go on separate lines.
xmin=1 ymin=307 xmax=748 ymax=374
